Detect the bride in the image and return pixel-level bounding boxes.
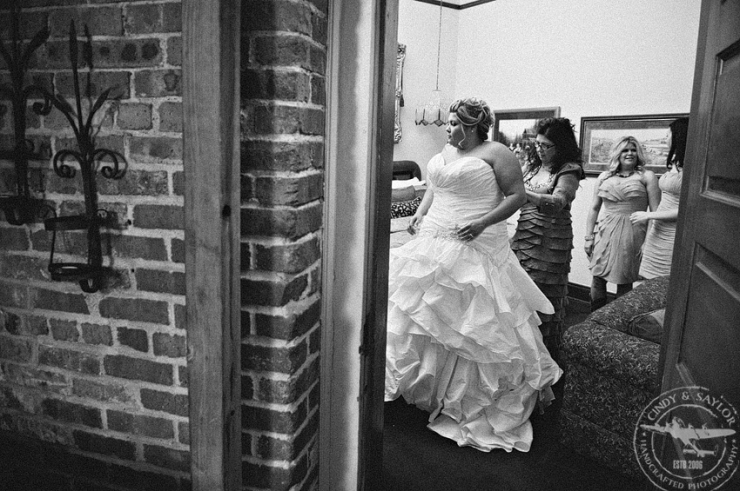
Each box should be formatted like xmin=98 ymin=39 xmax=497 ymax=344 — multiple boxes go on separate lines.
xmin=385 ymin=97 xmax=562 ymax=452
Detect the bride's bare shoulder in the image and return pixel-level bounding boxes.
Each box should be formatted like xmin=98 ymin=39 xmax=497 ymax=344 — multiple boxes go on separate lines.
xmin=486 ymin=140 xmax=511 ymax=154
xmin=480 ymin=141 xmax=516 ymax=167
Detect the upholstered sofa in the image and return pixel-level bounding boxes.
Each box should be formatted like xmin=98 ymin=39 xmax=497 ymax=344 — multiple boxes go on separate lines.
xmin=559 ymin=276 xmax=670 ymax=479
xmin=389 ymin=176 xmax=426 ymax=249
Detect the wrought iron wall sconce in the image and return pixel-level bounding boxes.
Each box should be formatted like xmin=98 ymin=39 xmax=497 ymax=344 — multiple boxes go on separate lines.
xmin=39 ymin=21 xmax=126 ymax=293
xmin=0 ymin=1 xmax=54 ymax=225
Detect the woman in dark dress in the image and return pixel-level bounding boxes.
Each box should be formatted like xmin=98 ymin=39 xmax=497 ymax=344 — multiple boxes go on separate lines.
xmin=510 ymin=118 xmax=585 ymax=360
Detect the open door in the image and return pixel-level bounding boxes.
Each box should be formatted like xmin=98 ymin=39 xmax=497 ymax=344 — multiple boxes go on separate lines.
xmin=657 ymin=0 xmax=740 ymax=488
xmin=358 ymin=0 xmax=400 ymax=489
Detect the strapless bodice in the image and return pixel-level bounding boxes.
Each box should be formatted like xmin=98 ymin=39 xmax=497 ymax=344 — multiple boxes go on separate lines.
xmin=597 ymin=176 xmax=648 ymax=215
xmin=421 ymin=154 xmax=507 ymax=247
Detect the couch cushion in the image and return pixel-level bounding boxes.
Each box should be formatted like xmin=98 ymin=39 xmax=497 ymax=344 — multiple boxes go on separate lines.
xmin=562 ymin=320 xmax=660 ymax=394
xmin=627 ymin=308 xmax=665 ymax=344
xmin=562 ymin=360 xmax=656 ymax=439
xmin=588 ymin=276 xmax=670 ymax=334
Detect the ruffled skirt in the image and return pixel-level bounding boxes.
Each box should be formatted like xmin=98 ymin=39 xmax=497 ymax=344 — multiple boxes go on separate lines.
xmin=510 ymin=203 xmax=573 ymax=343
xmin=385 ymin=230 xmax=562 ymax=452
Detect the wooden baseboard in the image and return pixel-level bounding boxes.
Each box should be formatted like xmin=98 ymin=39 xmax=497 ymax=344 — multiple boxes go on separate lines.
xmin=567 ymin=282 xmax=616 ymax=303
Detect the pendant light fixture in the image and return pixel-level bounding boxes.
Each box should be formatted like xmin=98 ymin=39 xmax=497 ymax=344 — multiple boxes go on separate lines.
xmin=415 ymin=0 xmax=447 ymax=127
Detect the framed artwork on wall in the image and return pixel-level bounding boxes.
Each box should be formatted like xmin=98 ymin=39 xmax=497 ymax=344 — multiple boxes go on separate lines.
xmin=492 ymin=107 xmax=561 ymax=148
xmin=579 ymin=113 xmax=689 ymax=176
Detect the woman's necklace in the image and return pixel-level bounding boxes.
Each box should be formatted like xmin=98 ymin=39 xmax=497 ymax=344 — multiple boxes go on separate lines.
xmin=524 ymin=167 xmax=555 ymax=191
xmin=616 ymin=170 xmax=635 ymax=178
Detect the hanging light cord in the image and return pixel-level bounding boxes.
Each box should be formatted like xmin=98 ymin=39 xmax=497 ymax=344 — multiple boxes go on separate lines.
xmin=435 ymin=0 xmax=442 ymax=91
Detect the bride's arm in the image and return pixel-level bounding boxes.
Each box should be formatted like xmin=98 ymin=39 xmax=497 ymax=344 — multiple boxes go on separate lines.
xmin=408 ymin=186 xmax=434 ymax=234
xmin=486 ymin=146 xmax=527 ymax=223
xmin=456 ymin=144 xmax=525 ymax=240
xmin=415 ymin=185 xmax=434 ymax=217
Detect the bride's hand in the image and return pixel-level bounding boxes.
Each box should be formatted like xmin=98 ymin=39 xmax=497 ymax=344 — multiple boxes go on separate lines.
xmin=457 ymin=220 xmax=485 ymax=241
xmin=408 ymin=214 xmax=422 ymax=235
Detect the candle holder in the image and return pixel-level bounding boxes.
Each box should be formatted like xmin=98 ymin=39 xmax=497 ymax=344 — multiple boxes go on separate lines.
xmin=40 ymin=21 xmax=125 ymax=293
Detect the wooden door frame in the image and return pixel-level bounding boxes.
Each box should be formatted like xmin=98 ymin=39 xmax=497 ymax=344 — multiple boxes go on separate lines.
xmin=182 ymin=0 xmax=399 ymax=488
xmin=657 ymin=0 xmax=707 ymax=388
xmin=358 ymin=2 xmax=399 ymax=489
xmin=183 ymin=1 xmax=242 ymax=490
xmin=320 ymin=0 xmax=399 ymax=489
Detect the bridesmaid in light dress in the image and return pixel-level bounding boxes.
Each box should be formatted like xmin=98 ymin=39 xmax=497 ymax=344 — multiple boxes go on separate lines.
xmin=584 ymin=136 xmax=661 ymax=311
xmin=630 ymin=117 xmax=689 ymax=279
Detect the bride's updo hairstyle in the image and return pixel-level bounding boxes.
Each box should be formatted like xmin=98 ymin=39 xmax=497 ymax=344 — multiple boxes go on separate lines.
xmin=449 ymin=98 xmax=494 ymax=141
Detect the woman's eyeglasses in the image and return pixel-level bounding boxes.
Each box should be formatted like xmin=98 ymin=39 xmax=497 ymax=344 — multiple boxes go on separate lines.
xmin=534 ymin=140 xmax=556 ymax=150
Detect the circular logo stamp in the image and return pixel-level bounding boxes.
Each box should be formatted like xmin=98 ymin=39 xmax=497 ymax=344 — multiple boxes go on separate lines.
xmin=634 ymin=386 xmax=739 ymax=490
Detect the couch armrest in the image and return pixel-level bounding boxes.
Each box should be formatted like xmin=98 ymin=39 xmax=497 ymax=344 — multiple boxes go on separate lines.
xmin=588 ymin=276 xmax=670 ymax=334
xmin=562 ymin=320 xmax=660 ymax=395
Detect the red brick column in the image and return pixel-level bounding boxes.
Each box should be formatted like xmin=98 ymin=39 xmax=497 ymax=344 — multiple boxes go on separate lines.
xmin=240 ymin=1 xmax=327 ymax=489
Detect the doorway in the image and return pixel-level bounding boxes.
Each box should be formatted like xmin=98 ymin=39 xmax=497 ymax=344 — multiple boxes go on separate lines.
xmin=319 ymin=1 xmax=398 ymax=490
xmin=361 ymin=1 xmax=702 ymax=490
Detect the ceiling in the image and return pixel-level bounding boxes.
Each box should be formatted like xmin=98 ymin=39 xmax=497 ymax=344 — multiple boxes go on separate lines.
xmin=415 ymin=0 xmax=496 ymax=10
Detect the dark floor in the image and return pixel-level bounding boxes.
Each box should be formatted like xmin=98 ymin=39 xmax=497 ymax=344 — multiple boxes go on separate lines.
xmin=382 ymin=398 xmax=642 ymax=491
xmin=381 ymin=298 xmax=644 ymax=491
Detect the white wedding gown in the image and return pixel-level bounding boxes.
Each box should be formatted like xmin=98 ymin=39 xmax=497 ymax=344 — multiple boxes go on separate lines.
xmin=385 ymin=153 xmax=563 ymax=452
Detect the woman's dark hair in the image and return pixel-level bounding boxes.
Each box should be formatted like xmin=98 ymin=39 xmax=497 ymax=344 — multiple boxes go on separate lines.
xmin=667 ymin=117 xmax=689 ymax=169
xmin=523 ymin=118 xmax=583 ymax=181
xmin=536 ymin=118 xmax=582 ymax=170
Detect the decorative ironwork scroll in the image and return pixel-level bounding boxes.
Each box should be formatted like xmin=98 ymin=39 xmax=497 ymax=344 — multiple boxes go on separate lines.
xmin=0 ymin=0 xmax=54 ymax=225
xmin=40 ymin=21 xmax=126 ymax=293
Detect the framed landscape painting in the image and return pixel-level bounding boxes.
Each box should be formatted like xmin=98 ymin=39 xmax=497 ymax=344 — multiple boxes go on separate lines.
xmin=579 ymin=114 xmax=689 ymax=176
xmin=492 ymin=107 xmax=560 ymax=148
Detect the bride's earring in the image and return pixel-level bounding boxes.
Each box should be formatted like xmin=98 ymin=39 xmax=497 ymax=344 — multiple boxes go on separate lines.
xmin=458 ymin=129 xmax=468 ymax=150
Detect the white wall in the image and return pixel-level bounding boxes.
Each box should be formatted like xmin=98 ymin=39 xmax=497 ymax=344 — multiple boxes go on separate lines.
xmin=395 ymin=0 xmax=701 ymax=287
xmin=455 ymin=0 xmax=699 ymax=119
xmin=394 ymin=1 xmax=459 ymax=172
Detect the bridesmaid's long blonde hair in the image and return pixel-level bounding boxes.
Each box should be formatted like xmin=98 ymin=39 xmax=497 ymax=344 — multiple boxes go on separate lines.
xmin=606 ymin=136 xmax=648 ymax=177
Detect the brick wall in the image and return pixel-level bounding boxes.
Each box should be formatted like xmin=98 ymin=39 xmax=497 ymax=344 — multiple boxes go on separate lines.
xmin=0 ymin=2 xmax=189 ymax=490
xmin=1 ymin=1 xmax=329 ymax=489
xmin=240 ymin=1 xmax=327 ymax=490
